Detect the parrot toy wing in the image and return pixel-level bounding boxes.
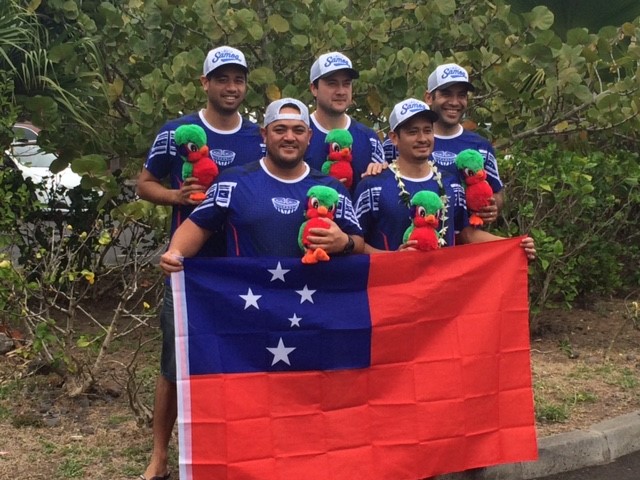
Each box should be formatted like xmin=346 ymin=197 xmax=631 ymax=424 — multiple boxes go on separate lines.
xmin=175 ymin=124 xmax=218 ymax=202
xmin=298 ymin=185 xmax=340 ymax=264
xmin=454 ymin=149 xmax=493 ymax=226
xmin=402 ymin=190 xmax=444 ymax=252
xmin=322 ymin=129 xmax=354 ymax=189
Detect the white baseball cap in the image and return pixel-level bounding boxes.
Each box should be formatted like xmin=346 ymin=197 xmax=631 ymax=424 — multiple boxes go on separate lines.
xmin=263 ymin=98 xmax=310 ymax=127
xmin=309 ymin=52 xmax=359 ymax=83
xmin=203 ymin=46 xmax=248 ymax=77
xmin=389 ymin=98 xmax=439 ymax=132
xmin=427 ymin=63 xmax=475 ymax=93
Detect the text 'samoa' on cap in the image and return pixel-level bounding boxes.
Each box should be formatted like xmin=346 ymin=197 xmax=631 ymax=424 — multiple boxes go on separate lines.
xmin=203 ymin=46 xmax=248 ymax=77
xmin=427 ymin=63 xmax=475 ymax=93
xmin=263 ymin=98 xmax=310 ymax=127
xmin=389 ymin=98 xmax=439 ymax=132
xmin=309 ymin=52 xmax=360 ymax=83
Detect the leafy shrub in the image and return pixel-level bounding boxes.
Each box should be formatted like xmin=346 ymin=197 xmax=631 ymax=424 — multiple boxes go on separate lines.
xmin=498 ymin=144 xmax=640 ymax=315
xmin=0 ymin=170 xmax=169 ymax=398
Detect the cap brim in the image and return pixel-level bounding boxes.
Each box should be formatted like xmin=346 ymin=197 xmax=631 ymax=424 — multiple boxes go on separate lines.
xmin=317 ymin=68 xmax=360 ymax=81
xmin=430 ymin=80 xmax=475 ymax=93
xmin=205 ymin=63 xmax=248 ymax=77
xmin=393 ymin=110 xmax=440 ymax=131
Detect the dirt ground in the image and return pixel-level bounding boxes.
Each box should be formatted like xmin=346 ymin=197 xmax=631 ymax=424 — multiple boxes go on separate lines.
xmin=0 ymin=298 xmax=639 ymax=479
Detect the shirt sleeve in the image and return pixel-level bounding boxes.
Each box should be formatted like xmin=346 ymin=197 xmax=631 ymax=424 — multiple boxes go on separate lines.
xmin=188 ymin=179 xmax=233 ymax=233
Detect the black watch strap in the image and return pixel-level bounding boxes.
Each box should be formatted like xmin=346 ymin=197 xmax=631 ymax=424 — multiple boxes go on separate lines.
xmin=342 ymin=235 xmax=355 ymax=254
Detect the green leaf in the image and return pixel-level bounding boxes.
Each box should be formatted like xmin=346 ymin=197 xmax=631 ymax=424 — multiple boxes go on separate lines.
xmin=434 ymin=0 xmax=456 ymax=16
xmin=268 ymin=14 xmax=289 ymax=33
xmin=553 ymin=240 xmax=564 ymax=255
xmin=527 ymin=6 xmax=554 ymax=31
xmin=72 ymin=155 xmax=109 ymax=174
xmin=250 ymin=67 xmax=276 ymax=86
xmin=48 ymin=44 xmax=75 ymax=62
xmin=291 ymin=13 xmax=310 ymax=30
xmin=595 ymin=92 xmax=620 ymax=110
xmin=291 ymin=34 xmax=309 ymax=48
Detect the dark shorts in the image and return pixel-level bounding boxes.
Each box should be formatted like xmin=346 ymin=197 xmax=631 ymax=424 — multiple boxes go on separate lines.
xmin=160 ymin=287 xmax=176 ymax=383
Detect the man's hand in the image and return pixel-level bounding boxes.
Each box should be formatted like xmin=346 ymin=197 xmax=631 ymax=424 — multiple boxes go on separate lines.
xmin=361 ymin=161 xmax=388 ymax=178
xmin=159 ymin=250 xmax=185 ymax=276
xmin=398 ymin=240 xmax=418 ymax=251
xmin=176 ymin=177 xmax=207 ymax=206
xmin=306 ymin=218 xmax=350 ymax=254
xmin=476 ymin=196 xmax=499 ymax=224
xmin=520 ymin=236 xmax=536 ymax=261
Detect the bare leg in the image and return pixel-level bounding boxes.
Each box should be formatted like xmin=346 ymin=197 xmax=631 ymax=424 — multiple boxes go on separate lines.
xmin=142 ymin=375 xmax=177 ymax=479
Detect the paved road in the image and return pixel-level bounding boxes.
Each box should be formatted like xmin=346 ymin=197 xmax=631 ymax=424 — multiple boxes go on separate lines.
xmin=538 ymin=450 xmax=640 ymax=479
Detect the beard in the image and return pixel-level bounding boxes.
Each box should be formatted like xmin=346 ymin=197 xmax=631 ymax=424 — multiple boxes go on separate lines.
xmin=265 ymin=142 xmax=305 ymax=169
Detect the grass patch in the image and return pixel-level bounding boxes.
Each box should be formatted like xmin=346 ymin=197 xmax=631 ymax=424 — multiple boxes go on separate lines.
xmin=58 ymin=458 xmax=87 ymax=478
xmin=536 ymin=400 xmax=570 ymax=423
xmin=534 ymin=378 xmax=598 ymax=424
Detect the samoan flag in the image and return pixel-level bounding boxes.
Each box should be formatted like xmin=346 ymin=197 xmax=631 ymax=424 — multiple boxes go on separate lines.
xmin=172 ymin=237 xmax=538 ymax=480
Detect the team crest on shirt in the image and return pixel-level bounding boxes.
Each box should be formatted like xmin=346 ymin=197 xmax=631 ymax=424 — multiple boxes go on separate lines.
xmin=211 ymin=149 xmax=237 ymax=166
xmin=431 ymin=150 xmax=457 ymax=166
xmin=272 ymin=197 xmax=300 ymax=215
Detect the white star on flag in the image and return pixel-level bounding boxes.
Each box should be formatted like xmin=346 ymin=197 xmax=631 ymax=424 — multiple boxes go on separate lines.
xmin=296 ymin=285 xmax=316 ymax=304
xmin=268 ymin=262 xmax=290 ymax=282
xmin=239 ymin=288 xmax=261 ymax=310
xmin=266 ymin=337 xmax=296 ymax=366
xmin=288 ymin=313 xmax=302 ymax=327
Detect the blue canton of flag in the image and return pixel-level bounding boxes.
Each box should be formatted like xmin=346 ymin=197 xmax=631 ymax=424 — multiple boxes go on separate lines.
xmin=181 ymin=256 xmax=373 ymax=374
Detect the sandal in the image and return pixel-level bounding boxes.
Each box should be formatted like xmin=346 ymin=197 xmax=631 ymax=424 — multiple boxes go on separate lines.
xmin=139 ymin=474 xmax=170 ymax=480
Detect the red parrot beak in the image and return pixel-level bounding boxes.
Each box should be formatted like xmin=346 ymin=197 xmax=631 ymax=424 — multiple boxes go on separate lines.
xmin=340 ymin=147 xmax=352 ymax=160
xmin=425 ymin=214 xmax=438 ymax=227
xmin=199 ymin=145 xmax=209 ymax=157
xmin=318 ymin=206 xmax=328 ymax=216
xmin=475 ymin=170 xmax=487 ymax=181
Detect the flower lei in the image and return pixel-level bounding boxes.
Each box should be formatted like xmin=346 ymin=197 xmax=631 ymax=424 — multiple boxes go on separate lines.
xmin=389 ymin=160 xmax=449 ymax=246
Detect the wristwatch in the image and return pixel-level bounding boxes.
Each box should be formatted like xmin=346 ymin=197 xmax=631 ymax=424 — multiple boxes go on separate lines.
xmin=342 ymin=235 xmax=355 ymax=255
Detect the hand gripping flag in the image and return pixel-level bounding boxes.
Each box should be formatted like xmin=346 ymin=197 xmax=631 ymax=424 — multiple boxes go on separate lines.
xmin=172 ymin=237 xmax=538 ymax=480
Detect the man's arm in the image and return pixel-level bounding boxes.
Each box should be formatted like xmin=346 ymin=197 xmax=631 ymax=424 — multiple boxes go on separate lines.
xmin=159 ymin=219 xmax=213 ymax=274
xmin=137 ymin=168 xmax=205 ymax=206
xmin=458 ymin=226 xmax=536 ymax=260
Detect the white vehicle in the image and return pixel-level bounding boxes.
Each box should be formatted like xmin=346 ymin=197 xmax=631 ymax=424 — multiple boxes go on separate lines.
xmin=3 ymin=122 xmax=83 ymax=208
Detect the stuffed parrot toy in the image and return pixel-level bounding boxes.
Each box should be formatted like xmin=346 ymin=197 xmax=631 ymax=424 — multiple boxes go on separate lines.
xmin=298 ymin=185 xmax=340 ymax=264
xmin=174 ymin=124 xmax=218 ymax=202
xmin=322 ymin=129 xmax=354 ymax=189
xmin=455 ymin=148 xmax=493 ymax=227
xmin=402 ymin=190 xmax=444 ymax=252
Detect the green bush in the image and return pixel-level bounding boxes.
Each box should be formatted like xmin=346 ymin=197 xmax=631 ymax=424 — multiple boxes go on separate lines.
xmin=498 ymin=144 xmax=640 ymax=313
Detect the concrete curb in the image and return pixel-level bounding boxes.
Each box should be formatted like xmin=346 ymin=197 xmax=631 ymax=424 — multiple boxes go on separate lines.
xmin=439 ymin=410 xmax=640 ymax=479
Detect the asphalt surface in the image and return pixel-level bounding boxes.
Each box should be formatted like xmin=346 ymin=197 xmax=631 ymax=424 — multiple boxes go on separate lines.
xmin=538 ymin=449 xmax=640 ymax=479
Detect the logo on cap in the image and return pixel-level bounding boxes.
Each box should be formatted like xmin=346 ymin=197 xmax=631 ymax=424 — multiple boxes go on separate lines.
xmin=324 ymin=55 xmax=351 ymax=69
xmin=440 ymin=66 xmax=468 ymax=81
xmin=400 ymin=101 xmax=427 ymax=116
xmin=213 ymin=50 xmax=242 ymax=64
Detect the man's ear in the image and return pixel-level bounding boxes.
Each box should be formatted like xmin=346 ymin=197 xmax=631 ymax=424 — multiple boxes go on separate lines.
xmin=389 ymin=130 xmax=399 ymax=146
xmin=423 ymin=90 xmax=433 ymax=106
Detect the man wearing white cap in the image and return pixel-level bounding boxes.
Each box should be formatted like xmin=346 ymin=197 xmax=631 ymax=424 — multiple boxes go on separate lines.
xmin=424 ymin=63 xmax=504 ymax=221
xmin=159 ymin=98 xmax=363 ymax=272
xmin=136 ymin=46 xmax=264 ymax=480
xmin=355 ymin=98 xmax=535 ymax=258
xmin=306 ymin=51 xmax=384 ymax=190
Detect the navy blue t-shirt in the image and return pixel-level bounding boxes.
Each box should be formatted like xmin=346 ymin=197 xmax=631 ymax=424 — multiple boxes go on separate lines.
xmin=190 ymin=159 xmax=362 ymax=257
xmin=353 ymin=168 xmax=468 ymax=251
xmin=305 ymin=113 xmax=384 ymax=191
